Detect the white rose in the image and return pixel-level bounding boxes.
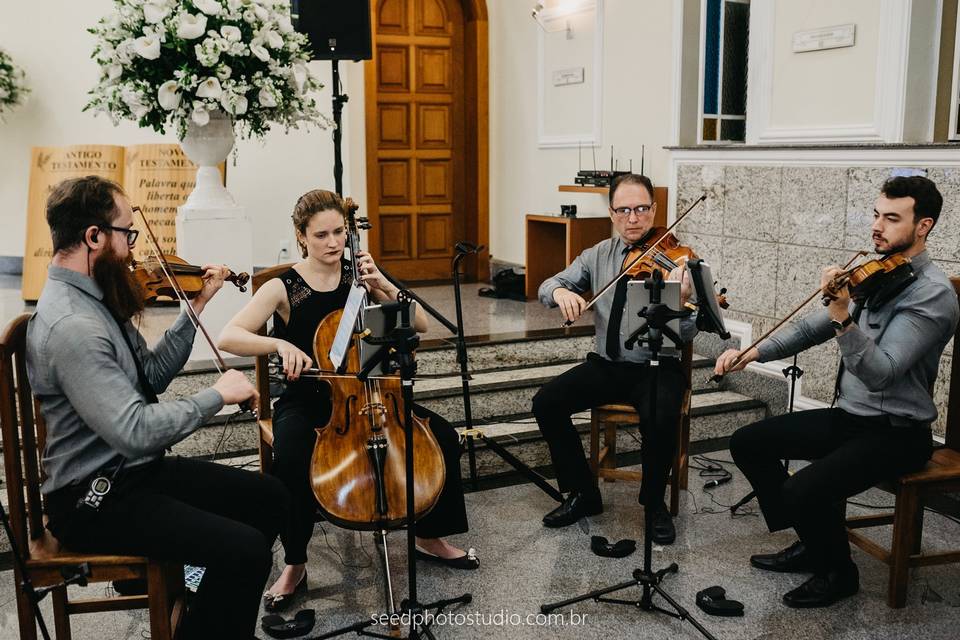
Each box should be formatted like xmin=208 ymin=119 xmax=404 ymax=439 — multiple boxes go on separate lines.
xmin=157 ymin=80 xmax=181 ymax=110
xmin=249 ymin=40 xmax=271 ymax=61
xmin=0 ymin=87 xmax=9 ymax=100
xmin=220 ymin=25 xmax=242 ymax=41
xmin=243 ymin=10 xmax=256 ymax=23
xmin=194 ymin=0 xmax=222 ymax=16
xmin=176 ymin=13 xmax=207 ymax=40
xmin=276 ymin=16 xmax=293 ymax=34
xmin=254 ymin=5 xmax=269 ymax=21
xmin=220 ymin=93 xmax=248 ymax=115
xmin=257 ymin=86 xmax=277 ymax=107
xmin=196 ymin=77 xmax=223 ymax=99
xmin=191 ymin=106 xmax=211 ymax=126
xmin=133 ymin=35 xmax=161 ymax=60
xmin=216 ymin=64 xmax=232 ymax=81
xmin=264 ymin=29 xmax=284 ymax=49
xmin=143 ymin=1 xmax=170 ymax=24
xmin=107 ymin=64 xmax=123 ymax=81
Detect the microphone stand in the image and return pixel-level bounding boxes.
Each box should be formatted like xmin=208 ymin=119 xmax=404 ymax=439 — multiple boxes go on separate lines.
xmin=728 ymin=354 xmax=801 ymax=514
xmin=377 ymin=249 xmax=563 ymax=503
xmin=539 ymin=271 xmax=716 ymax=640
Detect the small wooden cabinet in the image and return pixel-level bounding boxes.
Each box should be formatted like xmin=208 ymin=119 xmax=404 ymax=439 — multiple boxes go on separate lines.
xmin=524 ymin=215 xmax=612 ymax=300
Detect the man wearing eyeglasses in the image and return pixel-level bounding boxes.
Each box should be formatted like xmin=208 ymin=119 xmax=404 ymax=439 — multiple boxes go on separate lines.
xmin=533 ymin=174 xmax=696 ymax=544
xmin=26 ymin=176 xmax=289 ymax=640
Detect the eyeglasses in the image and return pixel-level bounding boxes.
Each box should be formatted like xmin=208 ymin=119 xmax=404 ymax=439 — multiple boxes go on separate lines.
xmin=100 ymin=225 xmax=140 ymax=247
xmin=611 ymin=204 xmax=654 ymax=217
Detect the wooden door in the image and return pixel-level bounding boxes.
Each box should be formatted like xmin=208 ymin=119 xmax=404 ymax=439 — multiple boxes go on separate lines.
xmin=367 ymin=0 xmax=465 ymax=281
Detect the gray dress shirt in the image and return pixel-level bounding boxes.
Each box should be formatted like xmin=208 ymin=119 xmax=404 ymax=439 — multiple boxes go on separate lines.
xmin=538 ymin=235 xmax=698 ymax=363
xmin=27 ymin=266 xmax=224 ymax=493
xmin=757 ymin=251 xmax=959 ymax=424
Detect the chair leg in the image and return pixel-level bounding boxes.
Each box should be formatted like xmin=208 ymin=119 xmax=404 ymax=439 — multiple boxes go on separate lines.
xmin=51 ymin=585 xmax=71 ymax=640
xmin=603 ymin=421 xmax=617 ymax=482
xmin=589 ymin=414 xmax=600 ymax=488
xmin=888 ymin=487 xmax=920 ymax=608
xmin=668 ymin=465 xmax=679 ymax=517
xmin=147 ymin=562 xmax=174 ymax=640
xmin=258 ymin=438 xmax=273 ymax=475
xmin=14 ymin=571 xmax=38 ymax=640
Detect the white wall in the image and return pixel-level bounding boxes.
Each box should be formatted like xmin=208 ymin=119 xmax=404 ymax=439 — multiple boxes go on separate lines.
xmin=0 ymin=0 xmax=366 ymax=267
xmin=487 ymin=0 xmax=676 ymax=266
xmin=769 ymin=0 xmax=881 ymax=128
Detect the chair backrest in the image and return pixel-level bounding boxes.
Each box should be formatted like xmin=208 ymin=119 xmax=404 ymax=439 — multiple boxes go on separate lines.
xmin=0 ymin=314 xmax=47 ymax=558
xmin=252 ymin=263 xmax=294 ymax=421
xmin=946 ymin=278 xmax=960 ymax=451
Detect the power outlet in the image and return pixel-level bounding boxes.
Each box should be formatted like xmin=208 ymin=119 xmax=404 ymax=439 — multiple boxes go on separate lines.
xmin=278 ymin=239 xmax=291 ymax=262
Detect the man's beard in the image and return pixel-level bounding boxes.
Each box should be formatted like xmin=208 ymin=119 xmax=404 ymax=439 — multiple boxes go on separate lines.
xmin=875 ymin=229 xmax=917 ymax=256
xmin=92 ymin=242 xmax=145 ymax=321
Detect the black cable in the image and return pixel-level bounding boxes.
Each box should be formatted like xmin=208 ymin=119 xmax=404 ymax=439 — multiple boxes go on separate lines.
xmin=317 ymin=522 xmax=372 ymax=569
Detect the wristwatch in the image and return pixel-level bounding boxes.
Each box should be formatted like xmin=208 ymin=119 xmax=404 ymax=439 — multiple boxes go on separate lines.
xmin=830 ymin=314 xmax=854 ymax=332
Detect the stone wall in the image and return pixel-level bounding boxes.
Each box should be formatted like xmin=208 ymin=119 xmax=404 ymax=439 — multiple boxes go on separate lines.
xmin=674 ymin=162 xmax=960 ymax=436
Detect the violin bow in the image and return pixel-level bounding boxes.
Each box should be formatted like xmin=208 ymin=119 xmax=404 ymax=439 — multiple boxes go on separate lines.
xmin=135 ymin=208 xmax=256 ymax=415
xmin=710 ymin=249 xmax=869 ymax=383
xmin=562 ymin=194 xmax=707 ymax=327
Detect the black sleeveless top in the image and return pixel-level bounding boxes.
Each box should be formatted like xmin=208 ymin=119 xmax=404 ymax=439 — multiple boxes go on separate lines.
xmin=273 ymin=262 xmax=352 ymax=398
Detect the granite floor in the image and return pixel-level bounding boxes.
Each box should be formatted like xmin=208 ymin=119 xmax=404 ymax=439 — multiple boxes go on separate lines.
xmin=2 ymin=456 xmax=959 ymax=640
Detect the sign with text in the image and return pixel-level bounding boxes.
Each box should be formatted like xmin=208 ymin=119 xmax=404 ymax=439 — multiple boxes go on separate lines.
xmin=22 ymin=144 xmax=224 ymax=301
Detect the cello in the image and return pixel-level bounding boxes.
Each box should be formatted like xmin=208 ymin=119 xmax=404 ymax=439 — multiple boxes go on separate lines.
xmin=308 ymin=204 xmax=445 ymax=531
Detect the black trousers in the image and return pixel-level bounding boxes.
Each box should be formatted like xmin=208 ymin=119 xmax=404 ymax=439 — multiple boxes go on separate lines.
xmin=730 ymin=408 xmax=932 ymax=574
xmin=532 ymin=354 xmax=687 ymax=506
xmin=45 ymin=456 xmax=289 ymax=640
xmin=272 ymin=393 xmax=469 ymax=565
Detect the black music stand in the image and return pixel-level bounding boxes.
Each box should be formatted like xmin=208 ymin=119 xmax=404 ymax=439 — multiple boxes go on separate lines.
xmin=539 ymin=271 xmax=717 ymax=640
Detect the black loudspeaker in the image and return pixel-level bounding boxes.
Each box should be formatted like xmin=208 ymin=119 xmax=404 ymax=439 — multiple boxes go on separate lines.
xmin=291 ymin=1 xmax=373 ymax=61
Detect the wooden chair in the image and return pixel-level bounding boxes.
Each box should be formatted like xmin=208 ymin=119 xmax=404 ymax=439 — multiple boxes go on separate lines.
xmin=845 ymin=277 xmax=960 ymax=608
xmin=588 ymin=343 xmax=693 ymax=516
xmin=252 ymin=263 xmax=295 ymax=474
xmin=0 ymin=314 xmax=184 ymax=639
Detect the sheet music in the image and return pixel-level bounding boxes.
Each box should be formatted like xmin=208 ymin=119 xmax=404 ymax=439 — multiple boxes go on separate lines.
xmin=329 ymin=284 xmax=367 ymax=371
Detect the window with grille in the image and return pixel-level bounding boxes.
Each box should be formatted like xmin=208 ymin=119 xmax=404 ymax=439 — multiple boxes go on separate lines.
xmin=700 ymin=0 xmax=749 ymax=143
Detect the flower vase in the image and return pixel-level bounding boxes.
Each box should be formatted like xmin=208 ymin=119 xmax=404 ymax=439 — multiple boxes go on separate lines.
xmin=179 ymin=110 xmax=238 ymax=211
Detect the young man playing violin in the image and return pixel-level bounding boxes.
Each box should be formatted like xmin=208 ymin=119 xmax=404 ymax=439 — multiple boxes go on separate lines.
xmin=533 ymin=173 xmax=695 ymax=543
xmin=715 ymin=175 xmax=959 ymax=608
xmin=28 ymin=176 xmax=290 ymax=640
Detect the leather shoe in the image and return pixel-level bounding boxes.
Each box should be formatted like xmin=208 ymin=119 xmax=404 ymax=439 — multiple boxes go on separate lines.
xmin=650 ymin=502 xmax=676 ymax=545
xmin=782 ymin=565 xmax=859 ymax=608
xmin=542 ymin=489 xmax=603 ymax=528
xmin=750 ymin=540 xmax=814 ymax=574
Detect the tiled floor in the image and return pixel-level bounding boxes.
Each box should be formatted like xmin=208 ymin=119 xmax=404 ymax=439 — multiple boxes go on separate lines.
xmin=2 ymin=459 xmax=959 ymax=639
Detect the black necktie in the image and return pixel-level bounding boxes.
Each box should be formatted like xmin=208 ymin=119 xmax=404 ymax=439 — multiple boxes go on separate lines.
xmin=606 ymin=276 xmax=631 ymax=359
xmin=112 ymin=316 xmax=159 ymax=404
xmin=832 ymin=302 xmax=864 ymax=406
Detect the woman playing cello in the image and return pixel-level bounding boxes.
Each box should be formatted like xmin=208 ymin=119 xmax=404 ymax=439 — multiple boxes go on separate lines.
xmin=218 ymin=189 xmax=478 ymax=612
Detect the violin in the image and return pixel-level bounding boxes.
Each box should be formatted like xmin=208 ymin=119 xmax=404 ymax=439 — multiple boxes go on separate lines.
xmin=308 ymin=202 xmax=445 ymax=530
xmin=711 ymin=250 xmax=871 ymax=384
xmin=821 ymin=254 xmax=911 ymax=305
xmin=132 ymin=254 xmax=249 ymax=302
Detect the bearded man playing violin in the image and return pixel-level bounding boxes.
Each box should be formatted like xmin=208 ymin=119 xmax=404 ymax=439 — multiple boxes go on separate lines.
xmin=27 ymin=176 xmax=290 ymax=640
xmin=715 ymin=175 xmax=959 ymax=608
xmin=534 ymin=173 xmax=696 ymax=543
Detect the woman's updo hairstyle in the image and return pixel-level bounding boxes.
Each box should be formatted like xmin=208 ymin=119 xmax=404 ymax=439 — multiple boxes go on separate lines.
xmin=291 ymin=189 xmax=360 ymax=258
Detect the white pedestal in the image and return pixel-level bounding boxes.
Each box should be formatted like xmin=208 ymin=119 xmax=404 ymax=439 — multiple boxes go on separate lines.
xmin=177 ymin=204 xmax=254 ymax=363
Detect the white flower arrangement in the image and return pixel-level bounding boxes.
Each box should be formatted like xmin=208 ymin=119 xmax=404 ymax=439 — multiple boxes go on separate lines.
xmin=86 ymin=0 xmax=329 ymax=138
xmin=0 ymin=48 xmax=30 ymax=119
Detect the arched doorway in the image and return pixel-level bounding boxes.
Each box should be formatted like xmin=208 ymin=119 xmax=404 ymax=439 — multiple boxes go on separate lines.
xmin=365 ymin=0 xmax=488 ymax=282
